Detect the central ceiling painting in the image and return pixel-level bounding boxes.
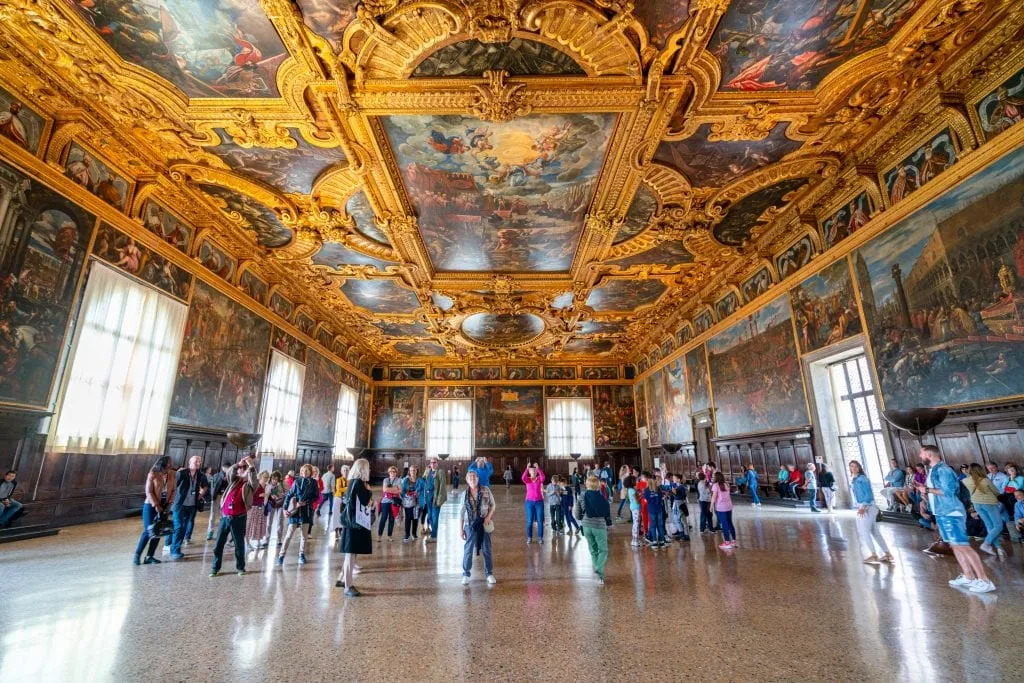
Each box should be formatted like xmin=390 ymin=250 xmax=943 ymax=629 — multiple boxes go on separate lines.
xmin=381 ymin=113 xmax=616 ymax=272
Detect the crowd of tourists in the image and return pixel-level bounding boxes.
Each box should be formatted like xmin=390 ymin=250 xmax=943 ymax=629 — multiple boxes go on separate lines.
xmin=121 ymin=447 xmax=1017 ymax=597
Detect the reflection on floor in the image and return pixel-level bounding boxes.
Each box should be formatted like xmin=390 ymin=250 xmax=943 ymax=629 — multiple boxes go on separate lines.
xmin=1 ymin=489 xmax=1021 ymax=681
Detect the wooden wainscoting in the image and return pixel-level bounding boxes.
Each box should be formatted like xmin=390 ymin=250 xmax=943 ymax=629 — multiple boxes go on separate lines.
xmin=711 ymin=427 xmax=816 ymax=487
xmin=887 ymin=402 xmax=1024 ymax=468
xmin=363 ymin=449 xmax=641 ymax=483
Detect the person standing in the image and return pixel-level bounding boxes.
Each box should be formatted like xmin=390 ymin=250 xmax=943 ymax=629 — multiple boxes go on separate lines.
xmin=426 ymin=458 xmax=448 ymax=543
xmin=333 ymin=465 xmax=350 ymax=542
xmin=276 ymin=464 xmax=318 ymax=567
xmin=522 ymin=462 xmax=546 ymax=544
xmin=419 ymin=462 xmax=434 ymax=534
xmin=320 ymin=465 xmax=337 ymax=529
xmin=460 ymin=469 xmax=497 ymax=585
xmin=210 ymin=456 xmax=258 ymax=577
xmin=400 ymin=465 xmax=425 ymax=542
xmin=169 ymin=456 xmax=208 ymax=560
xmin=849 ymin=460 xmax=893 ymax=565
xmin=468 ymin=456 xmax=494 ymax=488
xmin=918 ymin=446 xmax=995 ymax=592
xmin=378 ymin=466 xmax=401 ymax=541
xmin=805 ymin=463 xmax=820 ymax=513
xmin=266 ymin=471 xmax=286 ymax=548
xmin=711 ymin=472 xmax=736 ymax=550
xmin=575 ymin=475 xmax=612 ymax=583
xmin=133 ymin=456 xmax=172 ymax=566
xmin=503 ymin=465 xmax=513 ymax=491
xmin=337 ymin=458 xmax=373 ymax=597
xmin=643 ymin=479 xmax=666 ymax=548
xmin=0 ymin=470 xmax=21 ymax=528
xmin=745 ymin=464 xmax=761 ymax=507
xmin=451 ymin=466 xmax=460 ymax=491
xmin=965 ymin=463 xmax=1006 ymax=559
xmin=244 ymin=471 xmax=271 ymax=551
xmin=696 ymin=472 xmax=715 ymax=533
xmin=819 ymin=463 xmax=837 ymax=514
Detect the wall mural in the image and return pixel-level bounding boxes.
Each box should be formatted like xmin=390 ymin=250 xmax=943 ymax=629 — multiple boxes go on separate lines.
xmin=708 ymin=295 xmax=808 ymax=437
xmin=431 ymin=367 xmax=464 ymax=381
xmin=675 ymin=324 xmax=693 ymax=347
xmin=610 ymin=240 xmax=694 ymax=267
xmin=468 ymin=366 xmax=500 ymax=380
xmin=587 ymin=278 xmax=666 ymax=311
xmin=544 ymin=366 xmax=576 ymax=380
xmin=822 ymin=191 xmax=874 ymax=250
xmin=412 ymin=39 xmax=584 ymax=77
xmin=298 ymin=349 xmax=340 ymax=446
xmin=382 ymin=113 xmax=616 ymax=272
xmin=709 ymin=0 xmax=927 ymax=91
xmin=429 ymin=385 xmax=473 ymax=399
xmin=315 ymin=324 xmax=332 ymax=348
xmin=977 ymin=66 xmax=1024 ymax=141
xmin=64 ymin=142 xmax=130 ymax=211
xmin=545 ymin=385 xmax=591 ymax=398
xmin=92 ymin=223 xmax=192 ymax=300
xmin=0 ymin=159 xmax=95 ymax=407
xmin=346 ymin=191 xmax=389 ymax=245
xmin=593 ymin=385 xmax=637 ymax=448
xmin=883 ymin=129 xmax=957 ymax=206
xmin=72 ymin=0 xmax=288 ymax=98
xmin=341 ymin=278 xmax=420 ymax=314
xmin=653 ymin=123 xmax=801 ymax=188
xmin=613 ymin=186 xmax=658 ymax=243
xmin=394 ymin=341 xmax=446 ymax=357
xmin=741 ymin=266 xmax=772 ymax=303
xmin=312 ymin=242 xmax=395 ymax=271
xmin=140 ymin=200 xmax=193 ymax=254
xmin=170 ymin=280 xmax=271 ymax=432
xmin=370 ymin=386 xmax=425 ymax=449
xmin=507 ymin=366 xmax=539 ymax=380
xmin=474 ymin=386 xmax=545 ymax=448
xmin=693 ymin=309 xmax=713 ymax=335
xmin=389 ymin=367 xmax=425 ymax=381
xmin=209 ymin=129 xmax=345 ymax=195
xmin=715 ymin=291 xmax=740 ymax=321
xmin=634 ymin=381 xmax=647 ymax=429
xmin=582 ymin=366 xmax=618 ymax=380
xmin=461 ymin=312 xmax=545 ymax=345
xmin=0 ymin=85 xmax=45 ymax=155
xmin=856 ymin=146 xmax=1024 ymax=411
xmin=645 ymin=357 xmax=693 ymax=445
xmin=295 ymin=311 xmax=316 ymax=336
xmin=271 ymin=327 xmax=306 ymax=363
xmin=776 ymin=235 xmax=814 ymax=279
xmin=684 ymin=345 xmax=711 ymax=415
xmin=296 ymin=0 xmax=358 ymax=50
xmin=196 ymin=238 xmax=235 ymax=282
xmin=790 ymin=258 xmax=862 ymax=355
xmin=198 ymin=184 xmax=293 ymax=249
xmin=713 ymin=179 xmax=807 ymax=246
xmin=269 ymin=290 xmax=294 ymax=320
xmin=238 ymin=268 xmax=268 ymax=304
xmin=356 ymin=383 xmax=370 ymax=448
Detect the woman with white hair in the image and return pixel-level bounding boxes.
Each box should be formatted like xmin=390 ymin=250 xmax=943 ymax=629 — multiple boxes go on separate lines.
xmin=337 ymin=458 xmax=373 ymax=597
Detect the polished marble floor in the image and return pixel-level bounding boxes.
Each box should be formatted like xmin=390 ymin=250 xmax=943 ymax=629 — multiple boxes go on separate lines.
xmin=2 ymin=489 xmax=1023 ymax=682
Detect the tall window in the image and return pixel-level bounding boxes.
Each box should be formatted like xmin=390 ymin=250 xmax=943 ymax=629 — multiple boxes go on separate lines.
xmin=334 ymin=384 xmax=359 ymax=458
xmin=426 ymin=399 xmax=472 ymax=459
xmin=52 ymin=263 xmax=187 ymax=455
xmin=259 ymin=350 xmax=305 ymax=458
xmin=830 ymin=354 xmax=887 ymax=485
xmin=547 ymin=398 xmax=594 ymax=458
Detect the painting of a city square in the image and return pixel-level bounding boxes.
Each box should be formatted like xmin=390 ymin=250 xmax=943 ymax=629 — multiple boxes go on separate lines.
xmin=856 ymin=146 xmax=1024 ymax=411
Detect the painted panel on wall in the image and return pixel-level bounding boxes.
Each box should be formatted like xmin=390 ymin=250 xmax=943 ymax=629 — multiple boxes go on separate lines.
xmin=431 ymin=367 xmax=464 ymax=381
xmin=822 ymin=191 xmax=874 ymax=251
xmin=884 ymin=129 xmax=957 ymax=206
xmin=776 ymin=235 xmax=814 ymax=279
xmin=0 ymin=85 xmax=45 ymax=155
xmin=582 ymin=366 xmax=618 ymax=380
xmin=715 ymin=292 xmax=739 ymax=321
xmin=93 ymin=223 xmax=192 ymax=300
xmin=634 ymin=382 xmax=647 ymax=429
xmin=593 ymin=385 xmax=637 ymax=448
xmin=140 ymin=200 xmax=193 ymax=253
xmin=544 ymin=366 xmax=576 ymax=380
xmin=545 ymin=385 xmax=591 ymax=398
xmin=977 ymin=66 xmax=1024 ymax=141
xmin=506 ymin=366 xmax=539 ymax=380
xmin=0 ymin=158 xmax=96 ymax=407
xmin=856 ymin=146 xmax=1024 ymax=411
xmin=356 ymin=383 xmax=370 ymax=449
xmin=644 ymin=357 xmax=693 ymax=445
xmin=474 ymin=386 xmax=544 ymax=448
xmin=295 ymin=311 xmax=316 ymax=336
xmin=269 ymin=291 xmax=294 ymax=320
xmin=197 ymin=238 xmax=236 ymax=282
xmin=469 ymin=367 xmax=501 ymax=380
xmin=412 ymin=38 xmax=585 ymax=77
xmin=389 ymin=367 xmax=426 ymax=381
xmin=684 ymin=345 xmax=710 ymax=415
xmin=741 ymin=266 xmax=772 ymax=303
xmin=708 ymin=295 xmax=808 ymax=437
xmin=64 ymin=142 xmax=130 ymax=211
xmin=238 ymin=268 xmax=268 ymax=304
xmin=790 ymin=258 xmax=862 ymax=354
xmin=429 ymin=386 xmax=473 ymax=399
xmin=271 ymin=327 xmax=306 ymax=363
xmin=170 ymin=280 xmax=271 ymax=432
xmin=298 ymin=349 xmax=340 ymax=445
xmin=371 ymin=386 xmax=425 ymax=449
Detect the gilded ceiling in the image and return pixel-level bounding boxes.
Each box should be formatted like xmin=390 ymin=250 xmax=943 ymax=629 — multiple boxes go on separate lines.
xmin=1 ymin=0 xmax=1020 ymax=366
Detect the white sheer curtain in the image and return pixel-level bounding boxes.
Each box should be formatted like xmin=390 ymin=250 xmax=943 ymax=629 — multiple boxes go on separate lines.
xmin=52 ymin=263 xmax=187 ymax=455
xmin=334 ymin=384 xmax=358 ymax=458
xmin=259 ymin=350 xmax=305 ymax=458
xmin=426 ymin=399 xmax=472 ymax=459
xmin=546 ymin=398 xmax=595 ymax=458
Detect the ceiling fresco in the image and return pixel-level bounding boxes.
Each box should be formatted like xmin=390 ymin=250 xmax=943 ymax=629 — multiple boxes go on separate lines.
xmin=3 ymin=0 xmax=1014 ymax=365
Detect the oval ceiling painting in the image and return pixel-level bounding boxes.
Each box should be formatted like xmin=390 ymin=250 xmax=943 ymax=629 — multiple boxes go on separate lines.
xmin=461 ymin=313 xmax=545 ymax=346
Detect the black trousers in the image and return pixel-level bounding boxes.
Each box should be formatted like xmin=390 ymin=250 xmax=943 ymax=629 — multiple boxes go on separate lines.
xmin=213 ymin=514 xmax=247 ymax=573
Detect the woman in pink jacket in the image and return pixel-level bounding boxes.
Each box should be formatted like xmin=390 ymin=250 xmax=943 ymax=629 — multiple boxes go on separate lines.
xmin=522 ymin=462 xmax=546 ymax=544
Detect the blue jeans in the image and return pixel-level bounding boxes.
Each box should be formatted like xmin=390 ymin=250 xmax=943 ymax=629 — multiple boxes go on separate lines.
xmin=170 ymin=506 xmax=197 ymax=555
xmin=563 ymin=502 xmax=581 ymax=532
xmin=617 ymin=497 xmax=628 ymax=517
xmin=749 ymin=484 xmax=761 ymax=505
xmin=462 ymin=528 xmax=493 ymax=576
xmin=134 ymin=503 xmax=162 ymax=559
xmin=525 ymin=500 xmax=544 ymax=540
xmin=0 ymin=499 xmax=23 ymax=526
xmin=976 ymin=503 xmax=1003 ymax=548
xmin=807 ymin=487 xmax=818 ymax=511
xmin=321 ymin=492 xmax=334 ymax=517
xmin=648 ymin=507 xmax=665 ymax=544
xmin=717 ymin=509 xmax=736 ymax=542
xmin=429 ymin=504 xmax=441 ymax=538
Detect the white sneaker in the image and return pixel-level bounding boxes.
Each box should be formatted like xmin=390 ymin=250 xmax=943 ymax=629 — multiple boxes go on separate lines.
xmin=980 ymin=543 xmax=996 ymax=556
xmin=996 ymin=546 xmax=1006 ymax=559
xmin=461 ymin=575 xmax=471 ymax=585
xmin=487 ymin=574 xmax=497 ymax=585
xmin=948 ymin=574 xmax=973 ymax=587
xmin=968 ymin=579 xmax=996 ymax=593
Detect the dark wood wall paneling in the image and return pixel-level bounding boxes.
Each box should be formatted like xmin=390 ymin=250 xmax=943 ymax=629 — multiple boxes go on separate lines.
xmin=364 ymin=448 xmax=641 ymax=482
xmin=887 ymin=402 xmax=1024 ymax=469
xmin=711 ymin=427 xmax=815 ymax=485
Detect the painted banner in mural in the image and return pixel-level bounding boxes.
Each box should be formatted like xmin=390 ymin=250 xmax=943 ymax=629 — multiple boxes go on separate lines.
xmin=298 ymin=349 xmax=340 ymax=445
xmin=370 ymin=386 xmax=425 ymax=449
xmin=856 ymin=146 xmax=1024 ymax=411
xmin=170 ymin=280 xmax=271 ymax=431
xmin=593 ymin=385 xmax=637 ymax=448
xmin=93 ymin=223 xmax=192 ymax=300
xmin=684 ymin=345 xmax=711 ymax=415
xmin=644 ymin=358 xmax=693 ymax=445
xmin=474 ymin=386 xmax=544 ymax=448
xmin=0 ymin=159 xmax=96 ymax=407
xmin=790 ymin=258 xmax=862 ymax=355
xmin=708 ymin=295 xmax=809 ymax=437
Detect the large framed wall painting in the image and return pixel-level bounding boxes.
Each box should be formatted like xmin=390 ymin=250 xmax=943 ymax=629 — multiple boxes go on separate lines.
xmin=370 ymin=386 xmax=425 ymax=449
xmin=474 ymin=386 xmax=544 ymax=448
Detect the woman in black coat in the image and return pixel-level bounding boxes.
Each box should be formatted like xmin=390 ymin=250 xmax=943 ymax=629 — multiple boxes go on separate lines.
xmin=337 ymin=458 xmax=373 ymax=596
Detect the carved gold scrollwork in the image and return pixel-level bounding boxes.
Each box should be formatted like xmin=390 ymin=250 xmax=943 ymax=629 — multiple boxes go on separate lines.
xmin=221 ymin=110 xmax=297 ymax=149
xmin=469 ymin=70 xmax=532 ymax=122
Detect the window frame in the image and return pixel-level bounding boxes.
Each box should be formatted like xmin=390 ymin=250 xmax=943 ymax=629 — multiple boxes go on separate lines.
xmin=425 ymin=398 xmax=474 ymax=460
xmin=545 ymin=397 xmax=595 ymax=459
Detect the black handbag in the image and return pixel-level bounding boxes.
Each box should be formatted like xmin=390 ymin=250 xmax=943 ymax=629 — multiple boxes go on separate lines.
xmin=148 ymin=512 xmax=174 ymax=537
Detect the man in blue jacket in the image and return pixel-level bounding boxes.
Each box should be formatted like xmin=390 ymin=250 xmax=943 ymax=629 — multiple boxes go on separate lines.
xmin=468 ymin=457 xmax=493 ymax=488
xmin=918 ymin=445 xmax=995 ymax=593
